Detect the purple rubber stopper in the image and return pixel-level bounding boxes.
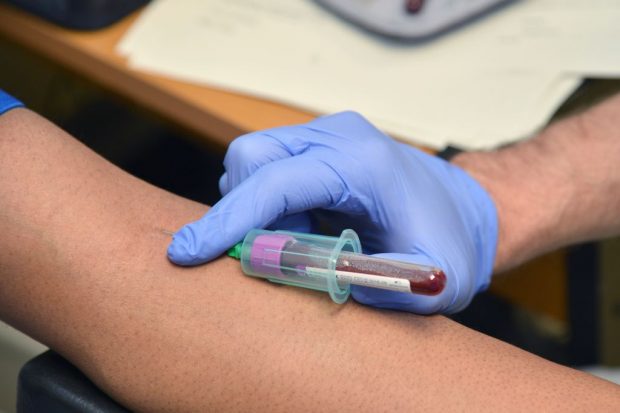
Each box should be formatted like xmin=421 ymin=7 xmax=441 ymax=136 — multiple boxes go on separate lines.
xmin=249 ymin=233 xmax=295 ymax=277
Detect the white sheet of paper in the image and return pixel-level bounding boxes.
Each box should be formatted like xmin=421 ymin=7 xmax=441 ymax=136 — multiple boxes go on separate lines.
xmin=118 ymin=0 xmax=608 ymax=148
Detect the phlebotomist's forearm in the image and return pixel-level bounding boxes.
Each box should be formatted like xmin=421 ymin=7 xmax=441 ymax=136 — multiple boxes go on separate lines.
xmin=455 ymin=93 xmax=620 ymax=272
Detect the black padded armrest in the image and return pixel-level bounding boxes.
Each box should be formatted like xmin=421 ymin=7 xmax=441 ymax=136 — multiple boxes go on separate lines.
xmin=17 ymin=350 xmax=130 ymax=413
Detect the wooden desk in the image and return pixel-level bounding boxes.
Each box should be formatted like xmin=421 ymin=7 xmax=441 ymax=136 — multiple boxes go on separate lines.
xmin=0 ymin=2 xmax=314 ymax=147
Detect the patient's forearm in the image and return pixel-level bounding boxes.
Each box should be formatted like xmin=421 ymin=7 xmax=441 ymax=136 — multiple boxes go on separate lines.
xmin=0 ymin=109 xmax=618 ymax=412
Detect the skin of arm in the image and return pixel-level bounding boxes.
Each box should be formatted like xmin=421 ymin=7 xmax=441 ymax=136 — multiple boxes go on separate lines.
xmin=0 ymin=108 xmax=619 ymax=412
xmin=454 ymin=93 xmax=620 ymax=273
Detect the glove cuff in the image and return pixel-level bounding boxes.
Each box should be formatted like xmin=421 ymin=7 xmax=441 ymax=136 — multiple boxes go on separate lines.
xmin=0 ymin=90 xmax=25 ymax=115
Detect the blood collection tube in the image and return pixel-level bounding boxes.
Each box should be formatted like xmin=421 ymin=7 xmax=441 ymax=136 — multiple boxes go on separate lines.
xmin=334 ymin=251 xmax=445 ymax=295
xmin=227 ymin=229 xmax=446 ymax=304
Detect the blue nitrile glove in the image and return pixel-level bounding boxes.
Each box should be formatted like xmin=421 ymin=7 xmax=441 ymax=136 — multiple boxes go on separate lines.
xmin=168 ymin=112 xmax=498 ymax=314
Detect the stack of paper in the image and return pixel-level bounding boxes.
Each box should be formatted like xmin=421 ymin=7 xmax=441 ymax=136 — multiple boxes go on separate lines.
xmin=119 ymin=0 xmax=620 ymax=149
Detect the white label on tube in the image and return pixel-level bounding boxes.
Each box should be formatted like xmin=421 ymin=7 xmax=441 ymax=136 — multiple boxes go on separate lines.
xmin=306 ymin=267 xmax=411 ymax=294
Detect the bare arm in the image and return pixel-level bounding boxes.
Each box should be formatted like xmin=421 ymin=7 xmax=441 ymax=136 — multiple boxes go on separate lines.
xmin=454 ymin=94 xmax=620 ymax=272
xmin=0 ymin=108 xmax=618 ymax=412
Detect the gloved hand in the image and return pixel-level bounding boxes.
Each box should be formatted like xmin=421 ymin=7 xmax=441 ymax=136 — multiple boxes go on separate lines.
xmin=167 ymin=112 xmax=498 ymax=314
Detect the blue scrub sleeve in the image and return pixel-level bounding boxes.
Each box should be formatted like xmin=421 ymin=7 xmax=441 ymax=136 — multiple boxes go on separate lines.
xmin=0 ymin=90 xmax=25 ymax=115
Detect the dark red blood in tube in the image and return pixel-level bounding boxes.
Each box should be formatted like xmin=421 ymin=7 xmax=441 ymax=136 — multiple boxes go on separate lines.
xmin=336 ymin=253 xmax=446 ymax=295
xmin=279 ymin=241 xmax=446 ymax=296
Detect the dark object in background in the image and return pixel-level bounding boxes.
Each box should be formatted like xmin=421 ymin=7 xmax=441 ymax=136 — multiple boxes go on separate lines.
xmin=18 ymin=351 xmax=130 ymax=412
xmin=3 ymin=0 xmax=150 ymax=30
xmin=315 ymin=0 xmax=514 ymax=41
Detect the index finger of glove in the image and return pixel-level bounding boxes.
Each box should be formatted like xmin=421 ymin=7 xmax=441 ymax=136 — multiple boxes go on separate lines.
xmin=168 ymin=155 xmax=347 ymax=265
